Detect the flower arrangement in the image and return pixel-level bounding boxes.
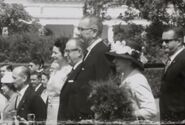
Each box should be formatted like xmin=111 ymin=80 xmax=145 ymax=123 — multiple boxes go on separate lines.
xmin=88 ymin=76 xmax=134 ymax=121
xmin=110 ymin=40 xmax=148 ymax=64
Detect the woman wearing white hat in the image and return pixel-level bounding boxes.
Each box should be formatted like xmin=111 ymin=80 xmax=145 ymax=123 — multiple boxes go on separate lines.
xmin=1 ymin=72 xmax=18 ymax=121
xmin=106 ymin=40 xmax=157 ymax=120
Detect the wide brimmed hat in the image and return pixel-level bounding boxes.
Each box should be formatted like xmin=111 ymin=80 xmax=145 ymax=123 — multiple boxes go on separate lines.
xmin=106 ymin=40 xmax=145 ymax=70
xmin=1 ymin=72 xmax=14 ymax=84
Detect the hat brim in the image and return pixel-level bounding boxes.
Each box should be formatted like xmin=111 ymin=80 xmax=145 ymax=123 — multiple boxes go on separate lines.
xmin=105 ymin=52 xmax=144 ymax=71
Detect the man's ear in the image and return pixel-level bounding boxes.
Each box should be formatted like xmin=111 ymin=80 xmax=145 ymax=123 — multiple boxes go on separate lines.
xmin=23 ymin=75 xmax=28 ymax=83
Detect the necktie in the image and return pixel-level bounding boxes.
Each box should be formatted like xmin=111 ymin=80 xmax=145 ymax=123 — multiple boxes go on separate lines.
xmin=165 ymin=58 xmax=171 ymax=72
xmin=15 ymin=93 xmax=21 ymax=109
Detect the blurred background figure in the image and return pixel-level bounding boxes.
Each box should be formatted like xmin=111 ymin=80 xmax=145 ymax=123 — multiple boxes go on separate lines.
xmin=12 ymin=66 xmax=46 ymax=121
xmin=40 ymin=71 xmax=49 ymax=104
xmin=1 ymin=72 xmax=17 ymax=121
xmin=0 ymin=64 xmax=13 ymax=92
xmin=46 ymin=37 xmax=71 ymax=125
xmin=29 ymin=55 xmax=44 ymax=74
xmin=30 ymin=72 xmax=45 ymax=96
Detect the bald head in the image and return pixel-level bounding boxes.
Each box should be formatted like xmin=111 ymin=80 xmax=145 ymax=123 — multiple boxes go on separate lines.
xmin=12 ymin=66 xmax=30 ymax=91
xmin=64 ymin=38 xmax=85 ymax=66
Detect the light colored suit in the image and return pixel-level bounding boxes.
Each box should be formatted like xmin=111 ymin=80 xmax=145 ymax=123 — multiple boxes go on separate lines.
xmin=3 ymin=93 xmax=17 ymax=120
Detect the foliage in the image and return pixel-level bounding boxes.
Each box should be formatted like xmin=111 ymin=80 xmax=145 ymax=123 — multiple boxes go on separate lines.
xmin=89 ymin=76 xmax=134 ymax=121
xmin=0 ymin=2 xmax=41 ymax=35
xmin=144 ymin=68 xmax=163 ymax=98
xmin=0 ymin=33 xmax=56 ymax=63
xmin=83 ymin=0 xmax=185 ymax=63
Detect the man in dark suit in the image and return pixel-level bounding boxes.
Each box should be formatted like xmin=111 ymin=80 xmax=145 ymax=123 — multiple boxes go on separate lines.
xmin=30 ymin=72 xmax=45 ymax=96
xmin=58 ymin=15 xmax=113 ymax=121
xmin=12 ymin=66 xmax=46 ymax=122
xmin=58 ymin=38 xmax=86 ymax=121
xmin=160 ymin=27 xmax=185 ymax=124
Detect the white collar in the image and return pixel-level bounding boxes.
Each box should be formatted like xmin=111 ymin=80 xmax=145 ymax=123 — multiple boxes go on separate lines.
xmin=73 ymin=60 xmax=82 ymax=70
xmin=87 ymin=38 xmax=102 ymax=52
xmin=170 ymin=46 xmax=185 ymax=62
xmin=85 ymin=38 xmax=102 ymax=60
xmin=18 ymin=84 xmax=29 ymax=98
xmin=35 ymin=83 xmax=42 ymax=91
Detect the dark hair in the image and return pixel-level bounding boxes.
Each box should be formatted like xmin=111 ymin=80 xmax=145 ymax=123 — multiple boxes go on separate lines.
xmin=54 ymin=37 xmax=69 ymax=55
xmin=41 ymin=71 xmax=50 ymax=80
xmin=30 ymin=55 xmax=44 ymax=68
xmin=163 ymin=26 xmax=184 ymax=40
xmin=0 ymin=64 xmax=13 ymax=71
xmin=31 ymin=71 xmax=41 ymax=79
xmin=6 ymin=64 xmax=13 ymax=71
xmin=3 ymin=83 xmax=16 ymax=92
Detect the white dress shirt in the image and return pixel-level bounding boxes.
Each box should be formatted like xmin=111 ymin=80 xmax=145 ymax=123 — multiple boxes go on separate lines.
xmin=16 ymin=84 xmax=29 ymax=108
xmin=84 ymin=38 xmax=102 ymax=60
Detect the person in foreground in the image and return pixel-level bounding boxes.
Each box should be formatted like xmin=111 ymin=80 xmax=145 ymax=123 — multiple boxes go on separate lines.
xmin=58 ymin=37 xmax=86 ymax=121
xmin=106 ymin=40 xmax=157 ymax=120
xmin=160 ymin=27 xmax=185 ymax=124
xmin=12 ymin=66 xmax=46 ymax=122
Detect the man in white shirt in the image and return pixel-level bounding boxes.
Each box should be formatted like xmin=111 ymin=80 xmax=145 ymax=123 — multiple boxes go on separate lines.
xmin=12 ymin=66 xmax=46 ymax=122
xmin=160 ymin=27 xmax=185 ymax=124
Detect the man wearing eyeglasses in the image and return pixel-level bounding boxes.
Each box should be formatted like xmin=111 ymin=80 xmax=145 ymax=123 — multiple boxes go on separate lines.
xmin=60 ymin=15 xmax=113 ymax=120
xmin=160 ymin=27 xmax=185 ymax=124
xmin=58 ymin=37 xmax=87 ymax=121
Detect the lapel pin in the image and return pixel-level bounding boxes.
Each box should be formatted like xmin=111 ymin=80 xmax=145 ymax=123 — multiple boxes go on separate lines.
xmin=68 ymin=80 xmax=74 ymax=83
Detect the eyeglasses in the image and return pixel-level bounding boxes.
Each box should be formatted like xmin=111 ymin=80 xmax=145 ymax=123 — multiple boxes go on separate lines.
xmin=64 ymin=48 xmax=79 ymax=53
xmin=162 ymin=39 xmax=177 ymax=43
xmin=77 ymin=27 xmax=95 ymax=32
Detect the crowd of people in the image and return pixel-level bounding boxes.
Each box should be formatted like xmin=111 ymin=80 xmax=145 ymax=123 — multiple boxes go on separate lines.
xmin=0 ymin=15 xmax=184 ymax=125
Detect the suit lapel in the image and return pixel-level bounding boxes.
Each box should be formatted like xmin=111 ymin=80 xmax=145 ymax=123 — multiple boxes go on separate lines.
xmin=164 ymin=49 xmax=185 ymax=77
xmin=17 ymin=86 xmax=32 ymax=110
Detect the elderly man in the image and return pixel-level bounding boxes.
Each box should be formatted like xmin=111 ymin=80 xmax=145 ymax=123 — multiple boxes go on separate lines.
xmin=58 ymin=37 xmax=86 ymax=121
xmin=66 ymin=15 xmax=113 ymax=120
xmin=75 ymin=15 xmax=112 ymax=80
xmin=160 ymin=27 xmax=185 ymax=124
xmin=12 ymin=66 xmax=46 ymax=122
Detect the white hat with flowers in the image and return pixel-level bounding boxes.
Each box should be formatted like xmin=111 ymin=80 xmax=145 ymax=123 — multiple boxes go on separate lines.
xmin=106 ymin=40 xmax=147 ymax=70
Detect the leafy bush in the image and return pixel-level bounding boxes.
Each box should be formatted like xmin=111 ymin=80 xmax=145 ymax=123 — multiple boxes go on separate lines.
xmin=0 ymin=33 xmax=56 ymax=63
xmin=89 ymin=77 xmax=134 ymax=121
xmin=144 ymin=68 xmax=163 ymax=98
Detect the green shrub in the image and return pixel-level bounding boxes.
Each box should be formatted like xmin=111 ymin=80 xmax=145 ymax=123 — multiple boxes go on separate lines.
xmin=144 ymin=68 xmax=163 ymax=98
xmin=0 ymin=33 xmax=56 ymax=63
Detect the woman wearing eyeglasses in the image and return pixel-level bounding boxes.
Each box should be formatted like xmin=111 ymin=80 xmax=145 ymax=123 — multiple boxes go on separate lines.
xmin=46 ymin=37 xmax=72 ymax=125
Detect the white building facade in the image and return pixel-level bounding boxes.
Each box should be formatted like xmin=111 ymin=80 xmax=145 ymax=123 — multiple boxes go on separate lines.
xmin=4 ymin=0 xmax=149 ymax=41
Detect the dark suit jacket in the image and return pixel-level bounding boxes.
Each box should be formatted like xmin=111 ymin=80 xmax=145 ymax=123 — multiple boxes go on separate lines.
xmin=16 ymin=85 xmax=47 ymax=121
xmin=160 ymin=49 xmax=185 ymax=122
xmin=58 ymin=40 xmax=113 ymax=121
xmin=35 ymin=84 xmax=45 ymax=96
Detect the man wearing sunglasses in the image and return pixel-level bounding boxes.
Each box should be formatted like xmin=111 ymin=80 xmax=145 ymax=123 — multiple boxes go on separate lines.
xmin=160 ymin=27 xmax=185 ymax=124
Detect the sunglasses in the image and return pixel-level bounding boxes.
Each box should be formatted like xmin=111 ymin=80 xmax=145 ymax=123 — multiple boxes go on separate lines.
xmin=162 ymin=39 xmax=177 ymax=43
xmin=77 ymin=27 xmax=96 ymax=32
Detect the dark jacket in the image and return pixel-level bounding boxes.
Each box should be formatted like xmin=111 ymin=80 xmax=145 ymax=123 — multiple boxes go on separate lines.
xmin=35 ymin=84 xmax=45 ymax=96
xmin=160 ymin=49 xmax=185 ymax=122
xmin=58 ymin=41 xmax=113 ymax=121
xmin=16 ymin=85 xmax=47 ymax=121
